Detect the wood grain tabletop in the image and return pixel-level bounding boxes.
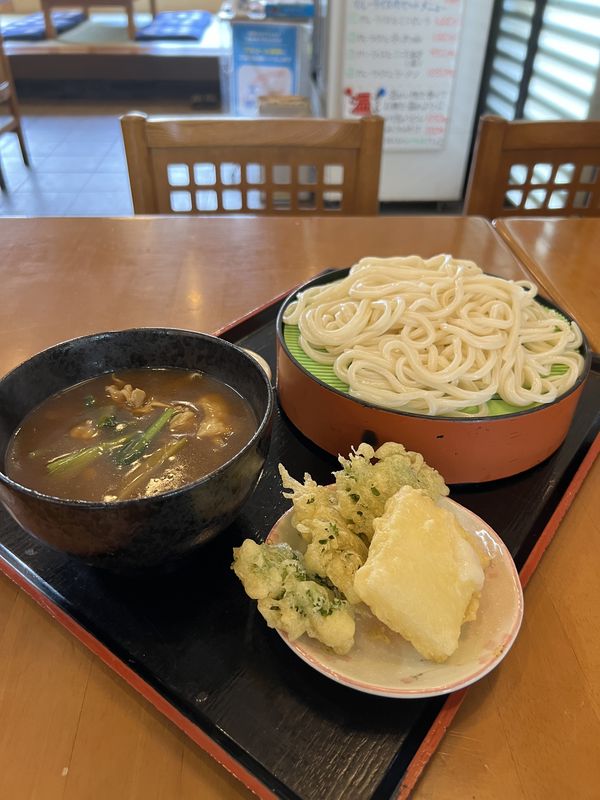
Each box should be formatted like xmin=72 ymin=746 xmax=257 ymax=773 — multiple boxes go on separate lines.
xmin=494 ymin=216 xmax=600 ymax=352
xmin=0 ymin=215 xmax=598 ymax=800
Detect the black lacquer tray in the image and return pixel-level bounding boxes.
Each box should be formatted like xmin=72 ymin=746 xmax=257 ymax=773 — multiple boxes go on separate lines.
xmin=1 ymin=297 xmax=599 ymax=800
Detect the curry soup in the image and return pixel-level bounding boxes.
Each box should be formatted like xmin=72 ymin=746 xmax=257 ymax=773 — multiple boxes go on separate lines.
xmin=4 ymin=368 xmax=257 ymax=502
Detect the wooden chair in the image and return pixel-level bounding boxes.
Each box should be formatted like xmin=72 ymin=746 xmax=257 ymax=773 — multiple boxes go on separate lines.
xmin=0 ymin=32 xmax=29 ymax=192
xmin=40 ymin=0 xmax=157 ymax=40
xmin=121 ymin=112 xmax=383 ymax=215
xmin=464 ymin=114 xmax=600 ymax=218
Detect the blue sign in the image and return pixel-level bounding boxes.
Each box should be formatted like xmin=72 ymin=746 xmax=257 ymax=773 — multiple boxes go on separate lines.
xmin=231 ymin=22 xmax=298 ymax=116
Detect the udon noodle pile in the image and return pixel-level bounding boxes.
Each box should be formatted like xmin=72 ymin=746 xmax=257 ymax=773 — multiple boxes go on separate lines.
xmin=283 ymin=254 xmax=584 ymax=416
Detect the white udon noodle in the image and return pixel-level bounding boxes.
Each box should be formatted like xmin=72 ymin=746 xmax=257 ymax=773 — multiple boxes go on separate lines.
xmin=283 ymin=254 xmax=584 ymax=416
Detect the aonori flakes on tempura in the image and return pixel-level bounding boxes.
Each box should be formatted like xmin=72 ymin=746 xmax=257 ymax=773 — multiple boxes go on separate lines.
xmin=277 ymin=464 xmax=367 ymax=604
xmin=231 ymin=539 xmax=355 ymax=656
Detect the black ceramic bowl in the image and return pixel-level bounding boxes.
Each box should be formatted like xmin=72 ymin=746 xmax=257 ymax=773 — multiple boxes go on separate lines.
xmin=0 ymin=328 xmax=274 ymax=572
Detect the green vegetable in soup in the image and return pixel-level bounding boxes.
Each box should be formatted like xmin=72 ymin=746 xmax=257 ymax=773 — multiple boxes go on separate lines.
xmin=96 ymin=405 xmax=118 ymax=429
xmin=46 ymin=434 xmax=131 ymax=477
xmin=114 ymin=407 xmax=177 ymax=466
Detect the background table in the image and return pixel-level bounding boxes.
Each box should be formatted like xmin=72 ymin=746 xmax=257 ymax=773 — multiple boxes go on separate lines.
xmin=494 ymin=217 xmax=600 ymax=353
xmin=0 ymin=216 xmax=598 ymax=800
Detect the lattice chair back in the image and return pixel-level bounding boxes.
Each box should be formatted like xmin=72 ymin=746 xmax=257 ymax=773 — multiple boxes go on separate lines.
xmin=464 ymin=115 xmax=600 ymax=218
xmin=121 ymin=113 xmax=384 ymax=216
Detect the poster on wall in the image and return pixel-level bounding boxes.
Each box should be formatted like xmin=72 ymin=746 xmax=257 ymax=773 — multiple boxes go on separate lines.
xmin=231 ymin=22 xmax=299 ymax=116
xmin=342 ymin=0 xmax=464 ymax=150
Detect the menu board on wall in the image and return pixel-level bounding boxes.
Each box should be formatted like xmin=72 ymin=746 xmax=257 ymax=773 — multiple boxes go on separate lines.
xmin=342 ymin=0 xmax=463 ymax=150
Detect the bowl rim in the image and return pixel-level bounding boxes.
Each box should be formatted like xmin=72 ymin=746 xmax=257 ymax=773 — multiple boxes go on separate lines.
xmin=0 ymin=327 xmax=274 ymax=508
xmin=276 ymin=267 xmax=592 ymax=423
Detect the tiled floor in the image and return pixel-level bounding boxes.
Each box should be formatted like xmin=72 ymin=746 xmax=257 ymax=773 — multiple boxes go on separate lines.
xmin=0 ymin=100 xmax=193 ymax=216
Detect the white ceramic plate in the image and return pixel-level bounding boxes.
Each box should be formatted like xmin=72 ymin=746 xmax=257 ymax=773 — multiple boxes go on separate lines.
xmin=266 ymin=497 xmax=524 ymax=698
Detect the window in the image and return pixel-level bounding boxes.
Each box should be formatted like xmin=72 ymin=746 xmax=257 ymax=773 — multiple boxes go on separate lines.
xmin=482 ymin=0 xmax=600 ymax=121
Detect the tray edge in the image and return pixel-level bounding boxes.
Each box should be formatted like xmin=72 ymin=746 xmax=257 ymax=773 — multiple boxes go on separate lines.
xmin=0 ymin=287 xmax=598 ymax=800
xmin=395 ymin=430 xmax=600 ymax=799
xmin=0 ymin=554 xmax=280 ymax=800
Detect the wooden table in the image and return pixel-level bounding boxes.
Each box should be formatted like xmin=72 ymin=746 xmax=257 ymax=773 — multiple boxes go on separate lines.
xmin=494 ymin=217 xmax=600 ymax=353
xmin=0 ymin=216 xmax=598 ymax=800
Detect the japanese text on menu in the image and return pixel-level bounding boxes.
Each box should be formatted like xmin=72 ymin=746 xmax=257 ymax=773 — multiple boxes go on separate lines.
xmin=342 ymin=0 xmax=463 ymax=150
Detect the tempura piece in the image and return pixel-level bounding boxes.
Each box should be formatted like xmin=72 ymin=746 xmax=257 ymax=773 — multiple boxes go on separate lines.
xmin=334 ymin=442 xmax=449 ymax=542
xmin=354 ymin=486 xmax=487 ymax=663
xmin=232 ymin=539 xmax=355 ymax=655
xmin=278 ymin=465 xmax=338 ymax=540
xmin=302 ymin=518 xmax=368 ymax=605
xmin=279 ymin=465 xmax=367 ymax=603
xmin=277 ymin=441 xmax=448 ymax=601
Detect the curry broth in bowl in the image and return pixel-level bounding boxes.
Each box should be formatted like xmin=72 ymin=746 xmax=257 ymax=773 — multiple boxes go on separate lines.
xmin=5 ymin=368 xmax=257 ymax=503
xmin=0 ymin=328 xmax=273 ymax=571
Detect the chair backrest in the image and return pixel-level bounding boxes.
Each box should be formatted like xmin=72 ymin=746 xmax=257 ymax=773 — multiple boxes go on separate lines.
xmin=0 ymin=32 xmax=10 ymax=86
xmin=464 ymin=114 xmax=600 ymax=218
xmin=121 ymin=112 xmax=384 ymax=215
xmin=0 ymin=33 xmax=15 ymax=106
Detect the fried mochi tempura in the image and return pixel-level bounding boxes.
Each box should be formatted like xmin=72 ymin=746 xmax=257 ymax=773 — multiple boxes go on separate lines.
xmin=232 ymin=539 xmax=355 ymax=655
xmin=278 ymin=442 xmax=449 ymax=604
xmin=354 ymin=486 xmax=489 ymax=663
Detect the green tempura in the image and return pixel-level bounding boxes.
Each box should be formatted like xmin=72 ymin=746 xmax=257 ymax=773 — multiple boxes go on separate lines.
xmin=232 ymin=540 xmax=355 ymax=655
xmin=334 ymin=442 xmax=449 ymax=542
